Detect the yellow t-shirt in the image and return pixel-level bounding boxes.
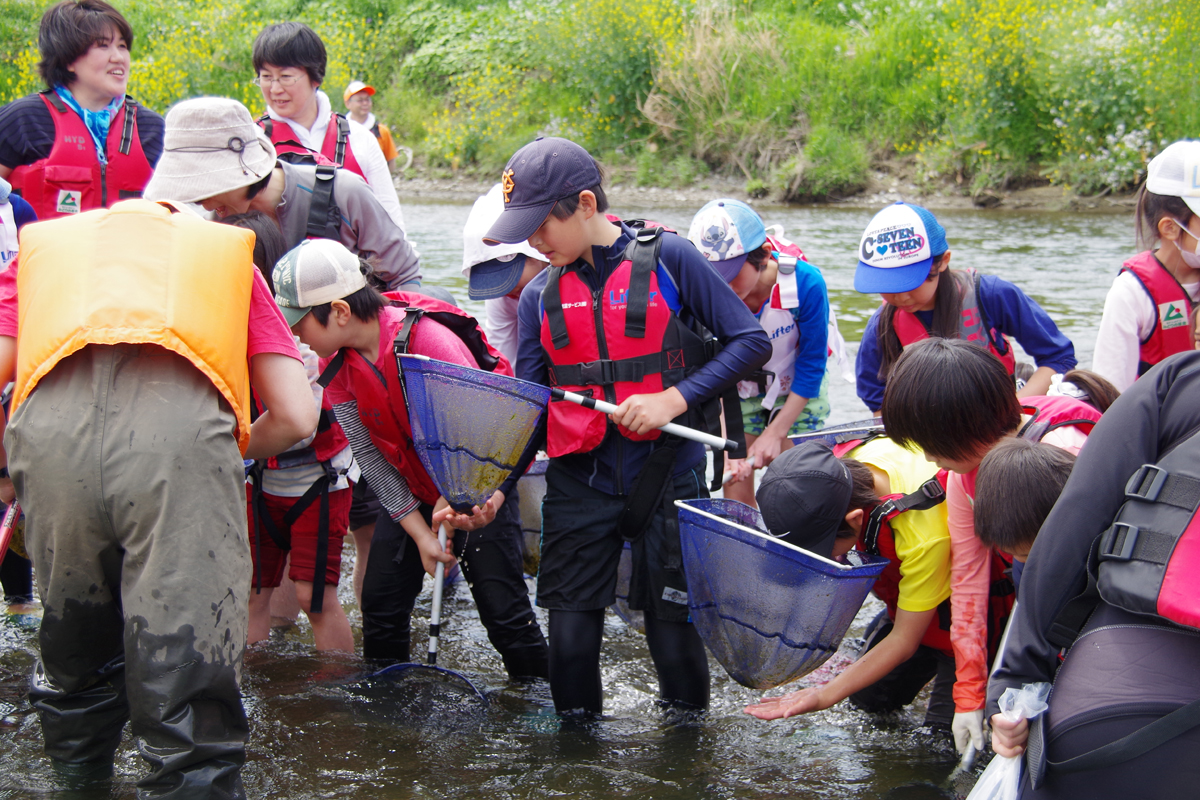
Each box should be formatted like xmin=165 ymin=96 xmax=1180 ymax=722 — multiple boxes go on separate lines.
xmin=848 ymin=437 xmax=952 ymax=613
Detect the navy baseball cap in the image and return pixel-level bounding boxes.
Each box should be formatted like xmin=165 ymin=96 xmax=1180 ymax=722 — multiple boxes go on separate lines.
xmin=755 ymin=442 xmax=853 ymax=559
xmin=468 ymin=253 xmax=528 ymax=300
xmin=854 ymin=201 xmax=948 ymax=294
xmin=483 ymin=137 xmax=602 ymax=245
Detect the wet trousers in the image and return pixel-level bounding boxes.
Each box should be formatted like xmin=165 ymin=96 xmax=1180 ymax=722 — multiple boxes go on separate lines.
xmin=6 ymin=345 xmax=251 ymax=799
xmin=848 ymin=609 xmax=956 ymax=728
xmin=361 ymin=491 xmax=548 ymax=679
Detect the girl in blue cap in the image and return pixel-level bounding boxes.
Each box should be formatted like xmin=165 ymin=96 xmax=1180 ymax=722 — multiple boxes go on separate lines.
xmin=853 ymin=201 xmax=1076 ymax=413
xmin=687 ymin=199 xmax=839 ymax=507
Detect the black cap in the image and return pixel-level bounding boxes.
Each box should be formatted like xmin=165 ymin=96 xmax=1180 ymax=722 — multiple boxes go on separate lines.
xmin=483 ymin=137 xmax=602 ymax=245
xmin=755 ymin=442 xmax=853 ymax=559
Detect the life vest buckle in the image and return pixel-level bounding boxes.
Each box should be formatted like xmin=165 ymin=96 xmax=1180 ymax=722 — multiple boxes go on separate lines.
xmin=1126 ymin=464 xmax=1168 ymax=502
xmin=918 ymin=477 xmax=945 ymax=502
xmin=577 ymin=359 xmax=618 ymax=386
xmin=1098 ymin=522 xmax=1140 ymax=562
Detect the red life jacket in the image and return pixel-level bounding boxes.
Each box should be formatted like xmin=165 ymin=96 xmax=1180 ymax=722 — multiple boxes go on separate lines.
xmin=251 ymin=390 xmax=349 ymax=472
xmin=318 ymin=294 xmax=508 ymax=506
xmin=9 ymin=92 xmax=153 ymax=220
xmin=1017 ymin=394 xmax=1102 ymax=441
xmin=891 ymin=268 xmax=1018 ymax=375
xmin=538 ymin=226 xmax=718 ymax=457
xmin=1119 ymin=250 xmax=1194 ymax=377
xmin=258 ymin=112 xmax=366 ymax=180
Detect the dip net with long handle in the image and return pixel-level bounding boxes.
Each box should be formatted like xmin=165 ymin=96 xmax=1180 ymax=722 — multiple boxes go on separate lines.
xmin=676 ymin=499 xmax=889 ymax=690
xmin=398 ymin=355 xmax=549 ymax=512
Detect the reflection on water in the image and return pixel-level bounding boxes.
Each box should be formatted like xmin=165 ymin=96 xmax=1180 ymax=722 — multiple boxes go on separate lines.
xmin=0 ymin=201 xmax=1132 ymax=797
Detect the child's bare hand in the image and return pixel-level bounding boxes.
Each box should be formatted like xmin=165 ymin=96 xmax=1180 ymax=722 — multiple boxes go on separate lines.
xmin=433 ymin=491 xmax=504 ymax=531
xmin=744 ymin=686 xmax=827 ymax=719
xmin=609 ymin=387 xmax=687 ymax=435
xmin=991 ymin=713 xmax=1029 ymax=758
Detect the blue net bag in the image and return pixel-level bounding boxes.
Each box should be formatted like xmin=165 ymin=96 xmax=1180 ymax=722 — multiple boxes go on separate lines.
xmin=677 ymin=499 xmax=889 ymax=690
xmin=398 ymin=355 xmax=549 ymax=511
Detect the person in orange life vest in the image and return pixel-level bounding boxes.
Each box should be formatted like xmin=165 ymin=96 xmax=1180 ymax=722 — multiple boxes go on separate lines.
xmin=0 ymin=199 xmax=316 ymax=794
xmin=687 ymin=198 xmax=834 ymax=508
xmin=0 ymin=0 xmax=162 ymax=221
xmin=221 ymin=211 xmax=357 ymax=653
xmin=343 ymin=81 xmax=399 ymax=168
xmin=143 ymin=97 xmax=420 ymax=292
xmin=251 ymin=23 xmax=408 ymax=236
xmin=492 ymin=137 xmax=771 ymax=715
xmin=973 ymin=438 xmax=1076 ymax=591
xmin=745 ymin=440 xmax=957 ymax=739
xmin=854 ymin=202 xmax=1077 ymax=413
xmin=882 ymin=338 xmax=1101 ymax=756
xmin=274 ymin=239 xmax=549 ymax=677
xmin=461 ymin=183 xmax=551 ymax=368
xmin=1093 ymin=141 xmax=1200 ymax=392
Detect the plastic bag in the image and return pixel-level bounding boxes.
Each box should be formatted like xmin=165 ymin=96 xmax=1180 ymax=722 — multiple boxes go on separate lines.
xmin=966 ymin=682 xmax=1051 ymax=800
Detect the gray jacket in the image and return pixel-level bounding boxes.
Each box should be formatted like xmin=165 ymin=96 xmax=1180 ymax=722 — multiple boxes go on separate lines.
xmin=276 ymin=160 xmax=420 ymax=290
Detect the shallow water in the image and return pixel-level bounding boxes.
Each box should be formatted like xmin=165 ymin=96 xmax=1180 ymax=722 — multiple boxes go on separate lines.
xmin=0 ymin=200 xmax=1133 ymax=798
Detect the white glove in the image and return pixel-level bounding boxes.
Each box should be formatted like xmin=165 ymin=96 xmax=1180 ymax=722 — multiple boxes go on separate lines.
xmin=952 ymin=709 xmax=986 ymax=755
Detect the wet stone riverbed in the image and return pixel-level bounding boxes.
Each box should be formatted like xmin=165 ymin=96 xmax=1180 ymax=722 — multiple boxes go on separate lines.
xmin=0 ymin=200 xmax=1132 ymax=798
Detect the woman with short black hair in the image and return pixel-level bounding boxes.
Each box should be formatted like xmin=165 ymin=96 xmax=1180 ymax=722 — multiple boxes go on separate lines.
xmin=0 ymin=0 xmax=162 ymax=220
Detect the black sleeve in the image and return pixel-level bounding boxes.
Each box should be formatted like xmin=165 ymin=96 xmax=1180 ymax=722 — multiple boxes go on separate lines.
xmin=0 ymin=95 xmax=55 ymax=169
xmin=988 ymin=351 xmax=1200 ymax=711
xmin=134 ymin=103 xmax=165 ymax=167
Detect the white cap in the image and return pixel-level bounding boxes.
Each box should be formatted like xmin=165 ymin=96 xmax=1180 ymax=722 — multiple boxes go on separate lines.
xmin=272 ymin=238 xmax=367 ymax=326
xmin=1146 ymin=140 xmax=1200 ymax=215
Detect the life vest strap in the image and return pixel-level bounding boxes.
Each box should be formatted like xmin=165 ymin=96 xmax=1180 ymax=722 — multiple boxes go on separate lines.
xmin=862 ymin=475 xmax=947 ymax=556
xmin=307 ymin=164 xmax=339 ymax=240
xmin=317 ymin=349 xmax=346 ymax=388
xmin=546 ymin=343 xmax=711 ymax=387
xmin=41 ymin=90 xmax=67 ymax=114
xmin=119 ymin=96 xmax=136 ymax=156
xmin=542 ymin=263 xmax=578 ymax=350
xmin=1124 ymin=464 xmax=1200 ymax=510
xmin=624 ymin=227 xmax=664 ymax=339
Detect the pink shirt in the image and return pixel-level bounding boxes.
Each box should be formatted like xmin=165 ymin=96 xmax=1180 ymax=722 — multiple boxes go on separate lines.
xmin=946 ymin=425 xmax=1088 ymax=712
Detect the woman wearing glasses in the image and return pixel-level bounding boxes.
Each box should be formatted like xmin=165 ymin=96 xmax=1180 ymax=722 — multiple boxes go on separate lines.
xmin=251 ymin=22 xmax=407 ymax=232
xmin=0 ymin=0 xmax=162 ymax=220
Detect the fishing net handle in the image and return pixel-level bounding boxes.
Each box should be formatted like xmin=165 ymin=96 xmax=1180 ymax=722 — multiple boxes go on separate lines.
xmin=550 ymin=388 xmax=738 ymax=452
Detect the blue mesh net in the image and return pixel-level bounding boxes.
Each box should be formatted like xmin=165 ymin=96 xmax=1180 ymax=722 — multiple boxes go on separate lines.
xmin=790 ymin=418 xmax=885 ymax=449
xmin=677 ymin=499 xmax=889 ymax=690
xmin=398 ymin=356 xmax=549 ymax=511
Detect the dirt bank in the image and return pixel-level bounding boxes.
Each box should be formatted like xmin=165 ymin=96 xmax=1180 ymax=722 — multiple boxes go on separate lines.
xmin=394 ymin=165 xmax=1136 ymax=214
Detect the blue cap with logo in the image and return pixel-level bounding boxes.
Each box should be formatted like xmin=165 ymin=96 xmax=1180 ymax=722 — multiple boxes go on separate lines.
xmin=482 ymin=137 xmax=602 ymax=246
xmin=854 ymin=201 xmax=948 ymax=294
xmin=687 ymin=199 xmax=767 ymax=282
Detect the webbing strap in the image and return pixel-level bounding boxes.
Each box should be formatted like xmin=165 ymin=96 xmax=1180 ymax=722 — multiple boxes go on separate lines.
xmin=546 ymin=344 xmax=712 ymax=387
xmin=541 ymin=264 xmax=576 ymax=350
xmin=624 ymin=228 xmax=663 ymax=339
xmin=862 ymin=476 xmax=947 ymax=556
xmin=42 ymin=90 xmax=67 ymax=114
xmin=1049 ymin=696 xmax=1200 ymax=774
xmin=333 ymin=114 xmax=350 ymax=166
xmin=1098 ymin=523 xmax=1178 ymax=566
xmin=1124 ymin=465 xmax=1200 ymax=510
xmin=119 ymin=97 xmax=136 ymax=155
xmin=316 ymin=349 xmax=346 ymax=388
xmin=306 ymin=164 xmax=339 ymax=240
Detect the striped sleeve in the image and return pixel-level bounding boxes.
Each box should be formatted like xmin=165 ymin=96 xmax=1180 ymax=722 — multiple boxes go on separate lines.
xmin=332 ymin=400 xmax=421 ymax=520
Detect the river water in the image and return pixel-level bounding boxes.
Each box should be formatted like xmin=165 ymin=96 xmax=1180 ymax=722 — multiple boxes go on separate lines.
xmin=0 ymin=201 xmax=1132 ymax=798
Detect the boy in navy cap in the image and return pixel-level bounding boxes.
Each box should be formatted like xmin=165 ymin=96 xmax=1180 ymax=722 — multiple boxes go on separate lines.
xmin=485 ymin=136 xmax=770 ymax=716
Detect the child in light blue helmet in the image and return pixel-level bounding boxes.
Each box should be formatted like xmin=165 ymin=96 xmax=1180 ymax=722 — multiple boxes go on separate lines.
xmin=687 ymin=199 xmax=838 ymax=508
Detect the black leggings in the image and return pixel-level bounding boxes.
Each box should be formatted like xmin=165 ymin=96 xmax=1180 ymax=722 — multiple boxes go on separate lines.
xmin=361 ymin=497 xmax=548 ymax=679
xmin=548 ymin=608 xmax=709 ymax=716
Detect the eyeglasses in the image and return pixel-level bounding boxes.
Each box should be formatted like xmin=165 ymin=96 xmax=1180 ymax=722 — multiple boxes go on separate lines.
xmin=253 ymin=73 xmax=304 ymax=87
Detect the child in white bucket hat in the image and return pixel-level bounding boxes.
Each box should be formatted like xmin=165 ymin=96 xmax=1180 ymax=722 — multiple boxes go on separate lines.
xmin=1093 ymin=140 xmax=1200 ymax=391
xmin=145 ymin=96 xmax=422 ymax=292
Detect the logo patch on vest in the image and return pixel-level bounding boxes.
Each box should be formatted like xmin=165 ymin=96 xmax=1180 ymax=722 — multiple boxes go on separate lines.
xmin=1160 ymin=301 xmax=1187 ymax=330
xmin=56 ymin=190 xmax=81 ymax=215
xmin=661 ymin=586 xmax=688 ymax=605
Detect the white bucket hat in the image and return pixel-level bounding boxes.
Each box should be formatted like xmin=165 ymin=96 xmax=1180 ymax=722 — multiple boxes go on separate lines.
xmin=143 ymin=97 xmax=277 ymax=205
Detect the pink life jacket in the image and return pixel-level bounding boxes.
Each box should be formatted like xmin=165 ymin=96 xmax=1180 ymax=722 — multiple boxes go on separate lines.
xmin=1119 ymin=250 xmax=1194 ymax=377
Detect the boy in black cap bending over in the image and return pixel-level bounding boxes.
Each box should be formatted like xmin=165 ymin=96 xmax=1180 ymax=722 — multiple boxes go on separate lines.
xmin=485 ymin=136 xmax=770 ymax=716
xmin=746 ymin=439 xmax=957 ymax=746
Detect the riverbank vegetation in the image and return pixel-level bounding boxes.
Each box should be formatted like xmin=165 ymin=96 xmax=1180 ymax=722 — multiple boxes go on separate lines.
xmin=3 ymin=0 xmax=1195 ymax=200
